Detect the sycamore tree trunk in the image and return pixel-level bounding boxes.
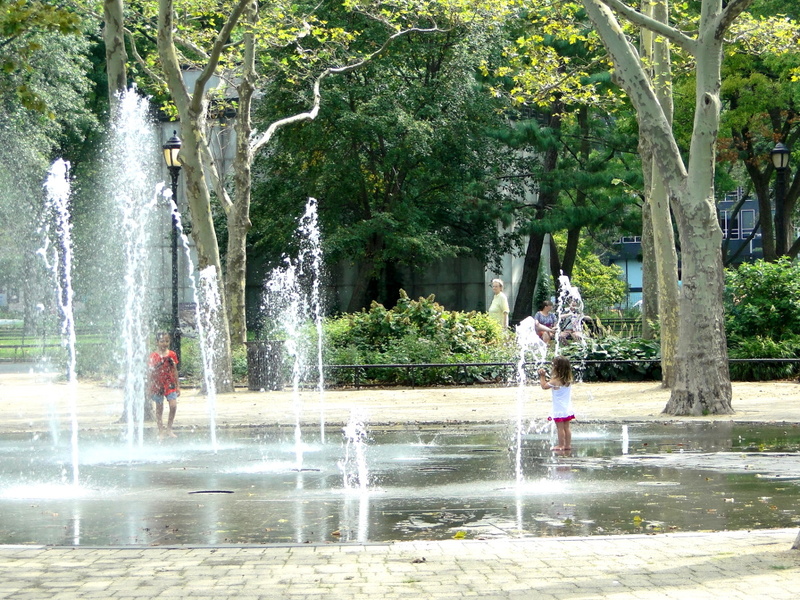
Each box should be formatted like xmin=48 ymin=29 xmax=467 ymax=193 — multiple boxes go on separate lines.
xmin=582 ymin=0 xmax=742 ymax=414
xmin=639 ymin=197 xmax=658 ymax=338
xmin=641 ymin=0 xmax=679 ymax=387
xmin=665 ymin=0 xmax=735 ymax=414
xmin=158 ymin=0 xmax=237 ymax=392
xmin=649 ymin=171 xmax=680 ymax=387
xmin=103 ymin=0 xmax=127 ymax=107
xmin=224 ymin=1 xmax=257 ymax=347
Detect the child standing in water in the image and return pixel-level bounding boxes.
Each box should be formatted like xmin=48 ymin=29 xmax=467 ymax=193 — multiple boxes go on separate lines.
xmin=538 ymin=356 xmax=575 ymax=451
xmin=149 ymin=331 xmax=180 ymax=438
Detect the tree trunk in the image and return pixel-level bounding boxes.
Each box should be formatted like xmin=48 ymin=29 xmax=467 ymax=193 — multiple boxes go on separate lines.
xmin=666 ymin=197 xmax=733 ymax=414
xmin=582 ymin=0 xmax=736 ymax=415
xmin=347 ymin=258 xmax=377 ymax=312
xmin=511 ymin=232 xmax=545 ymax=322
xmin=224 ymin=1 xmax=257 ymax=347
xmin=641 ymin=0 xmax=679 ymax=387
xmin=663 ymin=5 xmax=733 ymax=414
xmin=103 ymin=0 xmax=127 ymax=107
xmin=549 ymin=235 xmax=561 ymax=284
xmin=157 ymin=0 xmax=235 ymax=392
xmin=650 ymin=174 xmax=680 ymax=387
xmin=737 ymin=127 xmax=776 ymax=260
xmin=511 ymin=106 xmax=562 ymax=320
xmin=640 ymin=170 xmax=658 ymax=339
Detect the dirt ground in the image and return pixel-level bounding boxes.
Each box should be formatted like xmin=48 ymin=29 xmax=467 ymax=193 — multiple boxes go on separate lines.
xmin=2 ymin=369 xmax=800 ymax=434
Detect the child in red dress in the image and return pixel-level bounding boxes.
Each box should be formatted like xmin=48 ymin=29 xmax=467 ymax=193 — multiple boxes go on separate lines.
xmin=149 ymin=331 xmax=180 ymax=438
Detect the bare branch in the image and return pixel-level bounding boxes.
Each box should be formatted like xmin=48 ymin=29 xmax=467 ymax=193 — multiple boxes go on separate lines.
xmin=598 ymin=0 xmax=697 ymax=54
xmin=174 ymin=34 xmax=210 ymax=61
xmin=716 ymin=0 xmax=756 ymax=39
xmin=190 ymin=0 xmax=252 ymax=107
xmin=125 ymin=28 xmax=166 ymax=87
xmin=250 ymin=26 xmax=442 ymax=154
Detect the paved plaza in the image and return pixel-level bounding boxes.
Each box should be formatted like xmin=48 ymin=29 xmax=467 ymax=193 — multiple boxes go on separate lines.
xmin=1 ymin=373 xmax=799 ymax=598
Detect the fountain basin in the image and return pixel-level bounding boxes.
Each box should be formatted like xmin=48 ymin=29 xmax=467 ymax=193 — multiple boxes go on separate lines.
xmin=1 ymin=422 xmax=798 ymax=546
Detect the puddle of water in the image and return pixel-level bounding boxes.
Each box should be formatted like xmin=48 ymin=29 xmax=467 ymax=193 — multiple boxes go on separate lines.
xmin=0 ymin=422 xmax=798 ymax=545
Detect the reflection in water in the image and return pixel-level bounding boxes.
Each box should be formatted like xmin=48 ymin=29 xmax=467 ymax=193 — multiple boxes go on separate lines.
xmin=0 ymin=422 xmax=799 ymax=545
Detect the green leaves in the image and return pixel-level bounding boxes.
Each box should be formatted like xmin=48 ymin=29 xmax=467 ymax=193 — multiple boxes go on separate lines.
xmin=321 ymin=289 xmax=513 ymax=385
xmin=725 ymin=258 xmax=800 ymax=341
xmin=0 ymin=0 xmax=82 ymax=112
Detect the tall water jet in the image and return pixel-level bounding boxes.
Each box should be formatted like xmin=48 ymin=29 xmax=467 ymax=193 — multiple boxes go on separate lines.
xmin=513 ymin=316 xmax=548 ymax=482
xmin=554 ymin=273 xmax=587 ymax=365
xmin=339 ymin=411 xmax=370 ymax=492
xmin=171 ymin=202 xmax=218 ymax=449
xmin=261 ymin=197 xmax=325 ymax=468
xmin=265 ymin=259 xmax=305 ymax=468
xmin=105 ymin=89 xmax=159 ymax=448
xmin=39 ymin=159 xmax=79 ymax=486
xmin=196 ymin=266 xmax=222 ymax=451
xmin=297 ymin=199 xmax=326 ymax=443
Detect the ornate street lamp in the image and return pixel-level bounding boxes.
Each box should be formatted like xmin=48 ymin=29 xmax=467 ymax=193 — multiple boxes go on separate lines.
xmin=771 ymin=142 xmax=791 ymax=256
xmin=162 ymin=130 xmax=182 ymax=366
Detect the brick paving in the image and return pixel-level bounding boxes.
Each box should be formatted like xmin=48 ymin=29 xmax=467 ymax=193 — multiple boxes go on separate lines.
xmin=0 ymin=530 xmax=798 ymax=599
xmin=1 ymin=373 xmax=800 ymax=598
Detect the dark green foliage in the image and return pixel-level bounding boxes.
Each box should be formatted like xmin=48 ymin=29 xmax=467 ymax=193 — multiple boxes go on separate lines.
xmin=533 ymin=269 xmax=553 ymax=313
xmin=231 ymin=344 xmax=249 ymax=385
xmin=722 ymin=259 xmax=800 ymax=380
xmin=322 ymin=290 xmax=515 ymax=385
xmin=564 ymin=336 xmax=661 ymax=382
xmin=728 ymin=336 xmax=800 ymax=381
xmin=725 ymin=258 xmax=800 ymax=341
xmin=0 ymin=0 xmax=82 ymax=112
xmin=250 ymin=26 xmax=522 ymax=309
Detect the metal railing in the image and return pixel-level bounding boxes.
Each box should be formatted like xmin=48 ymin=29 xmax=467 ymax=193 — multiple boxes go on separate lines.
xmin=323 ymin=358 xmax=800 ymax=389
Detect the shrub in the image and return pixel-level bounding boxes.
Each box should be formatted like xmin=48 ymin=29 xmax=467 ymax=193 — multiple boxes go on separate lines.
xmin=231 ymin=344 xmax=248 ymax=385
xmin=728 ymin=335 xmax=800 ymax=381
xmin=564 ymin=335 xmax=661 ymax=382
xmin=725 ymin=258 xmax=800 ymax=341
xmin=321 ymin=290 xmax=515 ymax=385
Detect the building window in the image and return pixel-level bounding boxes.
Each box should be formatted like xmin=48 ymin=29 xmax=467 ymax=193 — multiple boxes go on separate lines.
xmin=719 ymin=210 xmax=728 ymax=238
xmin=620 ymin=236 xmax=641 ymax=244
xmin=740 ymin=209 xmax=755 ymax=234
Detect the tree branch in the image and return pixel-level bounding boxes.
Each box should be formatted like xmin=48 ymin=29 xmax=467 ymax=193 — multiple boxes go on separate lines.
xmin=190 ymin=0 xmax=252 ymax=109
xmin=125 ymin=28 xmax=166 ymax=87
xmin=716 ymin=0 xmax=756 ymax=39
xmin=250 ymin=26 xmax=442 ymax=155
xmin=582 ymin=0 xmax=687 ymax=185
xmin=174 ymin=34 xmax=210 ymax=61
xmin=598 ymin=0 xmax=697 ymax=54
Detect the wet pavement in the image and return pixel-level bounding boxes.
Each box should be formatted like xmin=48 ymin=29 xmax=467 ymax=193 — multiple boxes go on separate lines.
xmin=1 ymin=374 xmax=799 ymax=597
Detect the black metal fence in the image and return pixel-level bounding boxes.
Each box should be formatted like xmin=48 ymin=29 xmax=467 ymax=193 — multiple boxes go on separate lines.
xmin=320 ymin=358 xmax=800 ymax=389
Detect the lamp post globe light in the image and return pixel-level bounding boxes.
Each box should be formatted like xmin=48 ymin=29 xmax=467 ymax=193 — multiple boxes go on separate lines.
xmin=771 ymin=142 xmax=791 ymax=256
xmin=162 ymin=130 xmax=182 ymax=367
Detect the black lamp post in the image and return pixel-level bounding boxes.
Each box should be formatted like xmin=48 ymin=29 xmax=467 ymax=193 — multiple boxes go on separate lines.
xmin=162 ymin=130 xmax=182 ymax=366
xmin=771 ymin=142 xmax=791 ymax=256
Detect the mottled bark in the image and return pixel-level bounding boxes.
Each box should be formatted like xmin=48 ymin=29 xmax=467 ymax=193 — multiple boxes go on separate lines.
xmin=103 ymin=0 xmax=127 ymax=107
xmin=640 ymin=0 xmax=680 ymax=387
xmin=583 ymin=0 xmax=739 ymax=414
xmin=157 ymin=0 xmax=238 ymax=391
xmin=224 ymin=1 xmax=257 ymax=347
xmin=639 ymin=162 xmax=658 ymax=339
